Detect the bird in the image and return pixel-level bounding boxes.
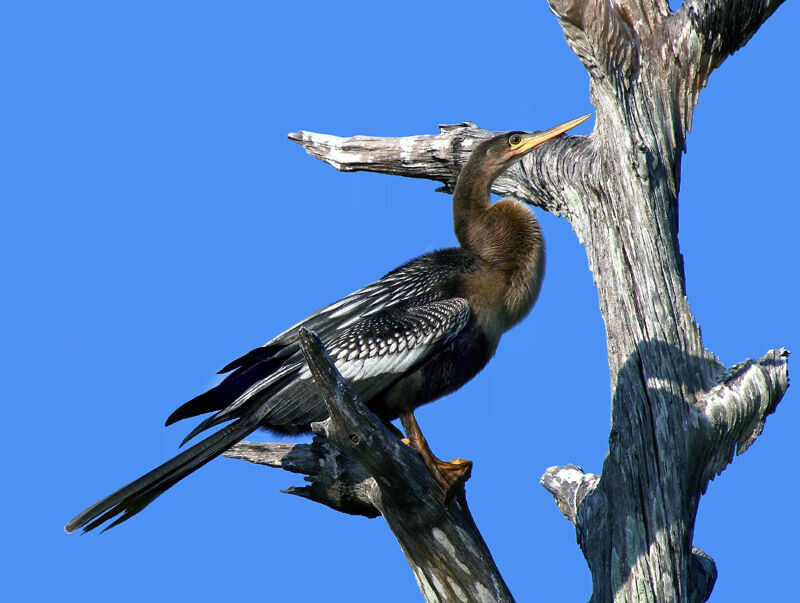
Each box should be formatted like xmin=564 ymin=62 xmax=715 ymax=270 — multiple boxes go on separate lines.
xmin=65 ymin=114 xmax=590 ymax=533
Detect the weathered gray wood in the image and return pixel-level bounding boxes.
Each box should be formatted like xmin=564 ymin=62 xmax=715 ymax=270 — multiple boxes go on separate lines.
xmin=275 ymin=328 xmax=513 ymax=603
xmin=227 ymin=1 xmax=790 ymax=600
xmin=536 ymin=2 xmax=789 ymax=600
xmin=540 ymin=464 xmax=601 ymax=525
xmin=224 ymin=439 xmax=381 ymax=518
xmin=289 ymin=125 xmax=592 ymax=217
xmin=541 ymin=462 xmax=722 ymax=602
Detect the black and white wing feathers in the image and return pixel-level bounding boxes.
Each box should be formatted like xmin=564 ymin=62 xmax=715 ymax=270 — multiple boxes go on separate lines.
xmin=166 ymin=250 xmax=473 ymax=429
xmin=179 ymin=298 xmax=471 ymax=443
xmin=317 ymin=297 xmax=471 ymax=392
xmin=226 ymin=253 xmax=456 ymax=369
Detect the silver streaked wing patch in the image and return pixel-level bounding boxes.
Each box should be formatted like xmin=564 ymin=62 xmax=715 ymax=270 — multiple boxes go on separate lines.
xmin=261 ymin=258 xmax=456 ymax=349
xmin=297 ymin=298 xmax=471 ymax=384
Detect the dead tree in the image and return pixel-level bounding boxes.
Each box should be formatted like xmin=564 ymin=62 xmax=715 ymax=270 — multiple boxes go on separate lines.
xmin=224 ymin=0 xmax=789 ymax=600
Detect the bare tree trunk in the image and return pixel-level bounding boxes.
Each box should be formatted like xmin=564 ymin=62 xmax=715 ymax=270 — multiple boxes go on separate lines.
xmin=226 ymin=1 xmax=790 ymax=600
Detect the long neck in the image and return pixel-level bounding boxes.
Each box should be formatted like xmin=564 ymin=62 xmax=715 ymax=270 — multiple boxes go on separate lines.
xmin=452 ymin=159 xmax=545 ymax=332
xmin=452 ymin=158 xmax=493 ymax=249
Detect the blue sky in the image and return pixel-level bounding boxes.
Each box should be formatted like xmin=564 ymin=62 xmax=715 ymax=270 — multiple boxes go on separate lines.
xmin=2 ymin=2 xmax=797 ymax=601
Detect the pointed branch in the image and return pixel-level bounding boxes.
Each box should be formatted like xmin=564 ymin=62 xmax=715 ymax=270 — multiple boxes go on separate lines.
xmin=288 ymin=124 xmax=486 ymax=188
xmin=224 ymin=441 xmax=317 ymax=474
xmin=540 ymin=464 xmax=600 ymax=524
xmin=224 ymin=439 xmax=381 ymax=518
xmin=697 ymin=348 xmax=790 ymax=483
xmin=289 ymin=125 xmax=593 ymax=217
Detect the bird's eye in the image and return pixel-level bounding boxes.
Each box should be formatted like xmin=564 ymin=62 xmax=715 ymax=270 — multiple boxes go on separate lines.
xmin=509 ymin=134 xmax=522 ymax=146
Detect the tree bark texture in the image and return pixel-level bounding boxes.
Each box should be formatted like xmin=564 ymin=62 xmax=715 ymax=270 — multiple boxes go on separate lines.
xmin=228 ymin=1 xmax=790 ymax=601
xmin=228 ymin=329 xmax=513 ymax=603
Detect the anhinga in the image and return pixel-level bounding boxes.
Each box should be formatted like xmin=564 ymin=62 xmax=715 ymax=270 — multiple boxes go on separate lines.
xmin=66 ymin=114 xmax=590 ymax=533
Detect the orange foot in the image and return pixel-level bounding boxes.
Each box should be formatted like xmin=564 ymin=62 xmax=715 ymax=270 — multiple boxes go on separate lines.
xmin=400 ymin=411 xmax=472 ymax=503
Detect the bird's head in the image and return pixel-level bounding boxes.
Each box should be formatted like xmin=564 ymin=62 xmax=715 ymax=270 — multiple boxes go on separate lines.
xmin=468 ymin=114 xmax=592 ymax=182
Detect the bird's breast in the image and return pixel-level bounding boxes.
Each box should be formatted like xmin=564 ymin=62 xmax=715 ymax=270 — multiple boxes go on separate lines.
xmin=459 ymin=265 xmax=508 ymax=341
xmin=460 ymin=255 xmax=543 ymax=338
xmin=457 ymin=198 xmax=545 ymax=334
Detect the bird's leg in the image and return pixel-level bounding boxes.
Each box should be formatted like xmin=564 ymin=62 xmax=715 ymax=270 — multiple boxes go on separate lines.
xmin=399 ymin=411 xmax=472 ymax=503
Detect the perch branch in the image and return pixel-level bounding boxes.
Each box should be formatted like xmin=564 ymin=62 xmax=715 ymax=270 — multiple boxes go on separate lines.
xmin=227 ymin=328 xmax=514 ymax=602
xmin=297 ymin=327 xmax=513 ymax=602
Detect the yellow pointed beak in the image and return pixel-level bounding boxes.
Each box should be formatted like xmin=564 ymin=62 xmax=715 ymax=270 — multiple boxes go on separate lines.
xmin=515 ymin=114 xmax=592 ymax=155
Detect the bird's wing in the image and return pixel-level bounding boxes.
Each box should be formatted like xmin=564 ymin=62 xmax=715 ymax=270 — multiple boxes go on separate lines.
xmin=223 ymin=255 xmax=451 ymax=372
xmin=181 ymin=298 xmax=472 ymax=441
xmin=322 ymin=297 xmax=471 ymax=385
xmin=166 ymin=253 xmax=466 ymax=427
xmin=66 ymin=298 xmax=472 ymax=534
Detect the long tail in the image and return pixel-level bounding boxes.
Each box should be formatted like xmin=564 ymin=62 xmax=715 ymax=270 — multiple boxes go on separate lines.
xmin=65 ymin=409 xmax=267 ymax=534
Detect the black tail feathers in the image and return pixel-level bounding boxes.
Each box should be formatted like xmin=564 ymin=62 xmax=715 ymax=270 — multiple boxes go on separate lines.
xmin=165 ymin=345 xmax=296 ymax=427
xmin=65 ymin=409 xmax=266 ymax=534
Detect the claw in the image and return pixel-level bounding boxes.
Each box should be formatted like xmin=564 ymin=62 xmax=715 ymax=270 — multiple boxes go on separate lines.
xmin=400 ymin=412 xmax=472 ymax=502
